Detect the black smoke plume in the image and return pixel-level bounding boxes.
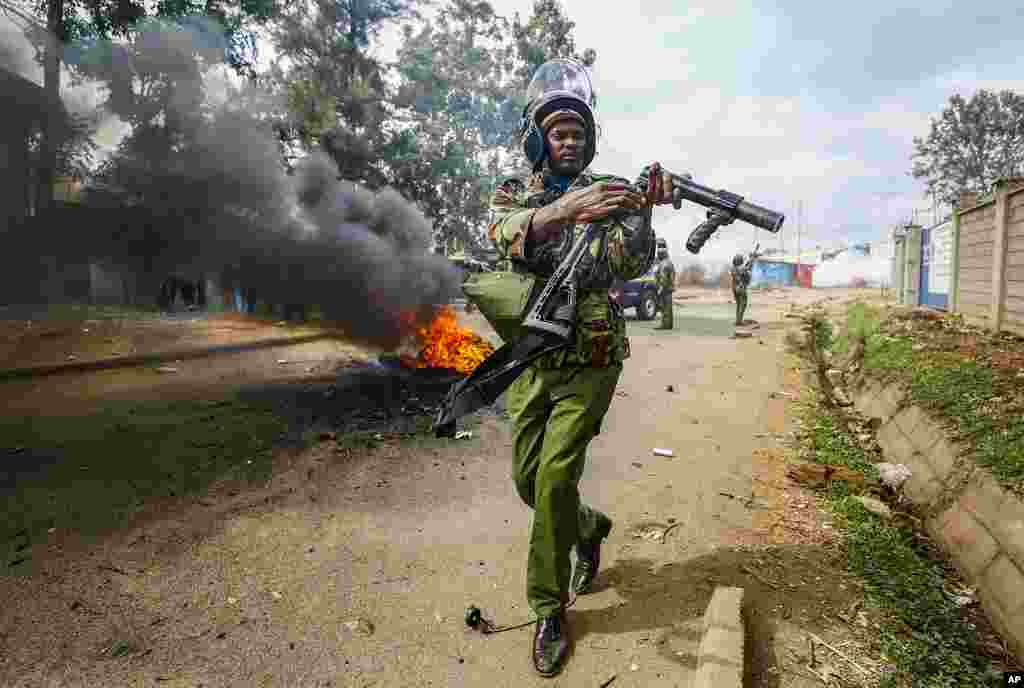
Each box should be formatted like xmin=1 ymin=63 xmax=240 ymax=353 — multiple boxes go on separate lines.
xmin=1 ymin=15 xmax=461 ymax=349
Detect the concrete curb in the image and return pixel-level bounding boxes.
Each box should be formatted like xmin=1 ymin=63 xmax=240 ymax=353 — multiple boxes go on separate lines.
xmin=693 ymin=586 xmax=745 ymax=688
xmin=0 ymin=333 xmax=341 ymax=382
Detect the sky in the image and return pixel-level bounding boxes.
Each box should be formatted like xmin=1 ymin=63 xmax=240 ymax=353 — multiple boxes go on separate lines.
xmin=367 ymin=0 xmax=1024 ymax=269
xmin=5 ymin=1 xmax=1024 ymax=271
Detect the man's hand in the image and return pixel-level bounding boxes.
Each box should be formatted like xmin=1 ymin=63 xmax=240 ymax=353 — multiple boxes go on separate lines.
xmin=645 ymin=162 xmax=688 ymax=206
xmin=531 ymin=182 xmax=646 ymax=242
xmin=559 ymin=182 xmax=646 ymax=223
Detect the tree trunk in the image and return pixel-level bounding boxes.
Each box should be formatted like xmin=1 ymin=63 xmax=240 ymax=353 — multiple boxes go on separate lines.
xmin=36 ymin=0 xmax=65 ymax=217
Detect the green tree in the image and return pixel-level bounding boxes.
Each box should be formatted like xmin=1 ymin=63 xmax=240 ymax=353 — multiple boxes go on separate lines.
xmin=267 ymin=0 xmax=417 ymax=181
xmin=911 ymin=89 xmax=1024 ymax=205
xmin=7 ymin=0 xmax=279 ymax=214
xmin=388 ymin=0 xmax=519 ymax=249
xmin=387 ymin=0 xmax=596 ymax=251
xmin=509 ymin=0 xmax=595 ymax=89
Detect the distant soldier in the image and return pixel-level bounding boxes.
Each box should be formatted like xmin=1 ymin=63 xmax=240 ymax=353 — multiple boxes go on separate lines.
xmin=653 ymin=238 xmax=676 ymax=330
xmin=730 ymin=245 xmax=760 ymax=326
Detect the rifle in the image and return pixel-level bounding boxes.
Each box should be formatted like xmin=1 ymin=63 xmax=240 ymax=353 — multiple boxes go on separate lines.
xmin=432 ymin=222 xmax=605 ymax=437
xmin=744 ymin=243 xmax=762 ymax=270
xmin=433 ymin=165 xmax=784 ymax=436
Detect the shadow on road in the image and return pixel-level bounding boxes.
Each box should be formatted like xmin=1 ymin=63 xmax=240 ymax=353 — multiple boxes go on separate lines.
xmin=571 ymin=545 xmax=862 ymax=688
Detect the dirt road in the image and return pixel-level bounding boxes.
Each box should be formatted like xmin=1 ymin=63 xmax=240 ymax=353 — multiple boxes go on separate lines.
xmin=0 ymin=289 xmax=877 ymax=687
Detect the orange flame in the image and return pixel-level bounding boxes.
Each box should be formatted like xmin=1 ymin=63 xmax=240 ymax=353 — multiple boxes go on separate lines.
xmin=401 ymin=305 xmax=495 ymax=375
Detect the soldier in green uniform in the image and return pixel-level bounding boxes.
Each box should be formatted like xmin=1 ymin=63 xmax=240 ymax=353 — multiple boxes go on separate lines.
xmin=652 ymin=237 xmax=676 ymax=330
xmin=731 ymin=251 xmax=756 ymax=326
xmin=486 ymin=58 xmax=679 ymax=676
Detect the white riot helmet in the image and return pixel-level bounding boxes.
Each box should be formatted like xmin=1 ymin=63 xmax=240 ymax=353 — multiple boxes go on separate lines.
xmin=518 ymin=58 xmax=598 ymax=172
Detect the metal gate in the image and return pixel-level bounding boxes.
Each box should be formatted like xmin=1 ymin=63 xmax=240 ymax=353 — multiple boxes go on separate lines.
xmin=919 ymin=221 xmax=952 ymax=309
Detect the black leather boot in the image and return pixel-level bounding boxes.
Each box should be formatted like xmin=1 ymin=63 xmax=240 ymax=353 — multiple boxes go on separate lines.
xmin=572 ymin=516 xmax=612 ymax=595
xmin=532 ymin=611 xmax=569 ymax=677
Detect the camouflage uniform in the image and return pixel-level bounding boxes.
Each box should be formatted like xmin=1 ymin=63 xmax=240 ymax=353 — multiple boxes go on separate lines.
xmin=653 ymin=244 xmax=675 ymax=330
xmin=731 ymin=256 xmax=752 ymax=326
xmin=488 ymin=168 xmax=655 ymax=619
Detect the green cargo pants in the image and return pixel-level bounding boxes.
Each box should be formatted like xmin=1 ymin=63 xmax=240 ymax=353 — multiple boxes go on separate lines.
xmin=734 ymin=289 xmax=748 ymax=325
xmin=505 ymin=362 xmax=622 ymax=618
xmin=657 ymin=290 xmax=674 ymax=330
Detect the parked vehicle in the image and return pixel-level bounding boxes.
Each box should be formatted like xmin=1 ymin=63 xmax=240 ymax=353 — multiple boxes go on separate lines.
xmin=609 ymin=267 xmax=660 ymax=320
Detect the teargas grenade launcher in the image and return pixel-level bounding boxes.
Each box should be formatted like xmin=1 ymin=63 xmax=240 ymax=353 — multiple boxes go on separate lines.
xmin=645 ymin=169 xmax=786 ymax=253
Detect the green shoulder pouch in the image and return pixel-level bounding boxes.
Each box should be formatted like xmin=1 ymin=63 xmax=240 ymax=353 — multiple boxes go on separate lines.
xmin=462 ymin=271 xmax=536 ymax=343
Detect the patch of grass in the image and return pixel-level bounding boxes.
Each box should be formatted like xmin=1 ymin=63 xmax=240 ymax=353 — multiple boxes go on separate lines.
xmin=798 ymin=404 xmax=1002 ymax=686
xmin=833 ymin=301 xmax=883 ymax=355
xmin=908 ymin=360 xmax=1024 ymax=485
xmin=830 ymin=495 xmax=999 ymax=687
xmin=0 ymin=395 xmax=290 ymax=561
xmin=840 ymin=300 xmax=1024 ymax=491
xmin=37 ymin=302 xmax=163 ymax=320
xmin=862 ymin=333 xmax=914 ymax=372
xmin=807 ymin=412 xmax=878 ymax=478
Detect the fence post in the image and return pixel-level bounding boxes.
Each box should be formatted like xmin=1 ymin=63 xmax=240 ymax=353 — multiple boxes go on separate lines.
xmin=991 ymin=180 xmax=1010 ymax=331
xmin=950 ymin=210 xmax=961 ymax=312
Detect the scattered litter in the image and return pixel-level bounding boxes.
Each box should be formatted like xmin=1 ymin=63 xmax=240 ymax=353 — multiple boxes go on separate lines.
xmin=629 ymin=663 xmax=639 ymax=672
xmin=66 ymin=354 xmax=77 ymax=360
xmin=373 ymin=433 xmax=384 ymax=441
xmin=719 ymin=491 xmax=763 ymax=509
xmin=342 ymin=618 xmax=375 ymax=636
xmin=155 ymin=366 xmax=178 ymax=374
xmin=454 ymin=431 xmax=474 ymax=441
xmin=105 ymin=639 xmax=132 ymax=657
xmin=854 ymin=496 xmax=892 ymax=520
xmin=434 ymin=611 xmax=445 ymax=624
xmin=227 ymin=597 xmax=238 ymax=606
xmin=631 ymin=462 xmax=643 ymax=468
xmin=598 ymin=674 xmax=617 ymax=687
xmin=877 ymin=463 xmax=912 ymax=490
xmin=732 ymin=331 xmax=753 ymax=338
xmin=629 ymin=522 xmax=680 ymax=543
xmin=652 ymin=448 xmax=674 ymax=458
xmin=615 ymin=390 xmax=629 ymax=398
xmin=270 ymin=591 xmax=282 ymax=600
xmin=47 ymin=528 xmax=55 ymax=534
xmin=665 ymin=385 xmax=674 ymax=392
xmin=951 ymin=586 xmax=977 ymax=607
xmin=277 ymin=359 xmax=289 ymax=364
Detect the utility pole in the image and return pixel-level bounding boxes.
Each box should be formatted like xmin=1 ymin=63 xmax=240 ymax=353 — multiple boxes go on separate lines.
xmin=797 ymin=200 xmax=803 ymax=269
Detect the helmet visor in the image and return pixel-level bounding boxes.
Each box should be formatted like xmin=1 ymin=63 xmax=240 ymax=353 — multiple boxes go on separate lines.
xmin=525 ymin=59 xmax=595 ymax=109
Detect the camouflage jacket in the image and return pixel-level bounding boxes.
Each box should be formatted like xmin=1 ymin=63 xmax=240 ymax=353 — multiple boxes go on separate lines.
xmin=655 ymin=258 xmax=676 ymax=292
xmin=731 ymin=263 xmax=752 ymax=293
xmin=487 ymin=168 xmax=656 ymax=368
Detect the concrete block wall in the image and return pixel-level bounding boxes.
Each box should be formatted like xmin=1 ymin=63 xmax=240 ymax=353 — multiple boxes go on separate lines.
xmin=853 ymin=378 xmax=1024 ymax=663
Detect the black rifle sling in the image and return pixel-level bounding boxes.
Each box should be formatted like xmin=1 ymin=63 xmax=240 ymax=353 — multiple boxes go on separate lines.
xmin=433 ymin=331 xmax=565 ymax=436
